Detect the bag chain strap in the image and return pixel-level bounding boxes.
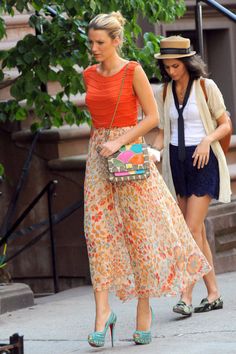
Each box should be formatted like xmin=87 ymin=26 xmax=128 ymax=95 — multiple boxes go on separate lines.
xmin=105 ymin=63 xmax=129 ymax=141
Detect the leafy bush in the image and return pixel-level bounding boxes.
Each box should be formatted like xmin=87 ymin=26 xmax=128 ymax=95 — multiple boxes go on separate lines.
xmin=0 ymin=0 xmax=185 ymax=133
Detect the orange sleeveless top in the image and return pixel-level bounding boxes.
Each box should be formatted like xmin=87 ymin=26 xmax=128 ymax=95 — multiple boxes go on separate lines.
xmin=83 ymin=61 xmax=139 ymax=128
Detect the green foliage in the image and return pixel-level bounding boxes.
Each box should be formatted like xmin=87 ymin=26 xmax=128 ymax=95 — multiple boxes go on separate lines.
xmin=0 ymin=17 xmax=6 ymax=39
xmin=0 ymin=0 xmax=186 ymax=130
xmin=0 ymin=163 xmax=5 ymax=177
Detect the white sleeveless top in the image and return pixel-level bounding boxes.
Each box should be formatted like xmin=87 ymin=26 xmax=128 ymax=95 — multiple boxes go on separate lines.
xmin=169 ymin=82 xmax=206 ymax=146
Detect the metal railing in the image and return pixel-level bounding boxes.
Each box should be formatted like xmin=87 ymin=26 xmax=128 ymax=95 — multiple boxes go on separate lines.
xmin=195 ymin=0 xmax=236 ymax=58
xmin=0 ymin=180 xmax=59 ymax=293
xmin=0 ymin=333 xmax=24 ymax=354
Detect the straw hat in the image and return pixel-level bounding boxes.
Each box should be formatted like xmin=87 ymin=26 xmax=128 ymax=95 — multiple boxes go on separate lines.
xmin=154 ymin=36 xmax=196 ymax=59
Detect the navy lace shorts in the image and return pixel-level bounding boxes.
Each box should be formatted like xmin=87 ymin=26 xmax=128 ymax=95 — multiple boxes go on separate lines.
xmin=169 ymin=144 xmax=219 ymax=199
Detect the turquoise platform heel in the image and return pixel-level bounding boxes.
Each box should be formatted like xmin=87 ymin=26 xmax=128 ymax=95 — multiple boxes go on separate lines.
xmin=88 ymin=311 xmax=117 ymax=347
xmin=133 ymin=307 xmax=154 ymax=345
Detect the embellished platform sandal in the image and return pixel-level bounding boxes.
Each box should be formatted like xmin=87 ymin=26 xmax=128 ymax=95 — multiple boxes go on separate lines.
xmin=88 ymin=311 xmax=117 ymax=348
xmin=133 ymin=307 xmax=154 ymax=345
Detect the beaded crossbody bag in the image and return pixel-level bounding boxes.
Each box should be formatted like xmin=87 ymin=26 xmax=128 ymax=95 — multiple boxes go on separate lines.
xmin=104 ymin=63 xmax=150 ymax=183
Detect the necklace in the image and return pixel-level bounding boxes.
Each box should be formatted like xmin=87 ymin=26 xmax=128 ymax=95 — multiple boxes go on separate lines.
xmin=175 ymin=74 xmax=190 ymax=100
xmin=176 ymin=82 xmax=189 ymax=103
xmin=176 ymin=88 xmax=185 ymax=104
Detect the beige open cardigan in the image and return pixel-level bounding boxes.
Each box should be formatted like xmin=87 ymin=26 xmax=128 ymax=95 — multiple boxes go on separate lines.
xmin=154 ymin=78 xmax=231 ymax=203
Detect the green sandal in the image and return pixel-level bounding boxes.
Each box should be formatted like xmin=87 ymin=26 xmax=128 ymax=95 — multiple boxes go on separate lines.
xmin=173 ymin=300 xmax=193 ymax=316
xmin=194 ymin=296 xmax=223 ymax=313
xmin=133 ymin=307 xmax=154 ymax=345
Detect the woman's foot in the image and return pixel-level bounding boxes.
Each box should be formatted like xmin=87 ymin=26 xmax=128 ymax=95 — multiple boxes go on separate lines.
xmin=88 ymin=311 xmax=117 ymax=347
xmin=206 ymin=291 xmax=221 ymax=304
xmin=173 ymin=300 xmax=193 ymax=316
xmin=194 ymin=295 xmax=223 ymax=313
xmin=133 ymin=305 xmax=153 ymax=345
xmin=95 ymin=308 xmax=112 ymax=332
xmin=173 ymin=292 xmax=193 ymax=316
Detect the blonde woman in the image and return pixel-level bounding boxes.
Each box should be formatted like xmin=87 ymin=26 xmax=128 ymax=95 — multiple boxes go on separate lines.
xmin=82 ymin=15 xmax=210 ymax=348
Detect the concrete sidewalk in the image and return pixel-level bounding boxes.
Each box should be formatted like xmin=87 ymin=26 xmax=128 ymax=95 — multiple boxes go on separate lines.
xmin=0 ymin=271 xmax=236 ymax=354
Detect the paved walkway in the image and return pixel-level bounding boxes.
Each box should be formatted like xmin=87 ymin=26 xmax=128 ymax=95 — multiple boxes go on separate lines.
xmin=0 ymin=271 xmax=236 ymax=354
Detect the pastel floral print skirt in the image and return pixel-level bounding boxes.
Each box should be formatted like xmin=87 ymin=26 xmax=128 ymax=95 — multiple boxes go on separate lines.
xmin=84 ymin=127 xmax=211 ymax=301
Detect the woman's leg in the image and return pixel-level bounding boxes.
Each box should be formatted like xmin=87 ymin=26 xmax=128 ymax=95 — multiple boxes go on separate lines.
xmin=136 ymin=298 xmax=151 ymax=331
xmin=177 ymin=196 xmax=188 ymax=217
xmin=200 ymin=223 xmax=220 ymax=302
xmin=182 ymin=195 xmax=220 ymax=303
xmin=88 ymin=289 xmax=117 ymax=347
xmin=175 ymin=196 xmax=194 ymax=305
xmin=94 ymin=290 xmax=111 ymax=331
xmin=133 ymin=297 xmax=153 ymax=344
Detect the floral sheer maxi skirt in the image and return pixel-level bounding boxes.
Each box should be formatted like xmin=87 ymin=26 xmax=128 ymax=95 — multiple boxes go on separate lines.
xmin=84 ymin=127 xmax=211 ymax=301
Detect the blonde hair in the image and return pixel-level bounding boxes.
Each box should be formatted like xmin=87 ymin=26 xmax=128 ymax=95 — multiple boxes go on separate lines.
xmin=88 ymin=11 xmax=126 ymax=47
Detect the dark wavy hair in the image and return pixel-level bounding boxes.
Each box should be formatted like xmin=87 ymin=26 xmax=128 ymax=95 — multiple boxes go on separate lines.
xmin=158 ymin=54 xmax=208 ymax=82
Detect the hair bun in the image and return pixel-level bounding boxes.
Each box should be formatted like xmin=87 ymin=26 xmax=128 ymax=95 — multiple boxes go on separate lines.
xmin=110 ymin=11 xmax=126 ymax=26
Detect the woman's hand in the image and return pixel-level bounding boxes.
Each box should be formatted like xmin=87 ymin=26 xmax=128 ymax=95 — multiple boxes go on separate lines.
xmin=148 ymin=147 xmax=161 ymax=163
xmin=98 ymin=139 xmax=123 ymax=158
xmin=192 ymin=137 xmax=211 ymax=169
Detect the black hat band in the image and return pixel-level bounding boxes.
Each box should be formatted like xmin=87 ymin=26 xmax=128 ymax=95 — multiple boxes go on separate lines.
xmin=160 ymin=48 xmax=191 ymax=55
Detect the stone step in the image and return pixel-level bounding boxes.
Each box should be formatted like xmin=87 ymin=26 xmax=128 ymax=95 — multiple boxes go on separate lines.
xmin=205 ymin=197 xmax=236 ymax=274
xmin=228 ymin=163 xmax=236 ymax=195
xmin=0 ymin=282 xmax=34 ymax=314
xmin=12 ymin=123 xmax=90 ymax=143
xmin=208 ymin=196 xmax=236 ymax=216
xmin=0 ymin=13 xmax=34 ymax=51
xmin=0 ymin=68 xmax=19 ymax=101
xmin=12 ymin=123 xmax=91 ymax=159
xmin=48 ymin=154 xmax=87 ymax=171
xmin=0 ymin=13 xmax=34 ymax=101
xmin=225 ymin=134 xmax=236 ymax=165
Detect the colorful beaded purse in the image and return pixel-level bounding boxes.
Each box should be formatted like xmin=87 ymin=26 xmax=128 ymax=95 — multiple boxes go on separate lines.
xmin=105 ymin=63 xmax=150 ymax=183
xmin=108 ymin=143 xmax=150 ymax=182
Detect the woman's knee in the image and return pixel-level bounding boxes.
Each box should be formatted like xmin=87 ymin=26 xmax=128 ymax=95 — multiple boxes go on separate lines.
xmin=187 ymin=223 xmax=204 ymax=242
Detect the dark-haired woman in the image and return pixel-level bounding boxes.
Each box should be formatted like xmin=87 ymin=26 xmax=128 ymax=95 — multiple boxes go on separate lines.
xmin=153 ymin=36 xmax=231 ymax=316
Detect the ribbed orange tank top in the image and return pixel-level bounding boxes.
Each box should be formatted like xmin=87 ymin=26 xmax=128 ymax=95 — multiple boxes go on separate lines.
xmin=83 ymin=61 xmax=139 ymax=128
